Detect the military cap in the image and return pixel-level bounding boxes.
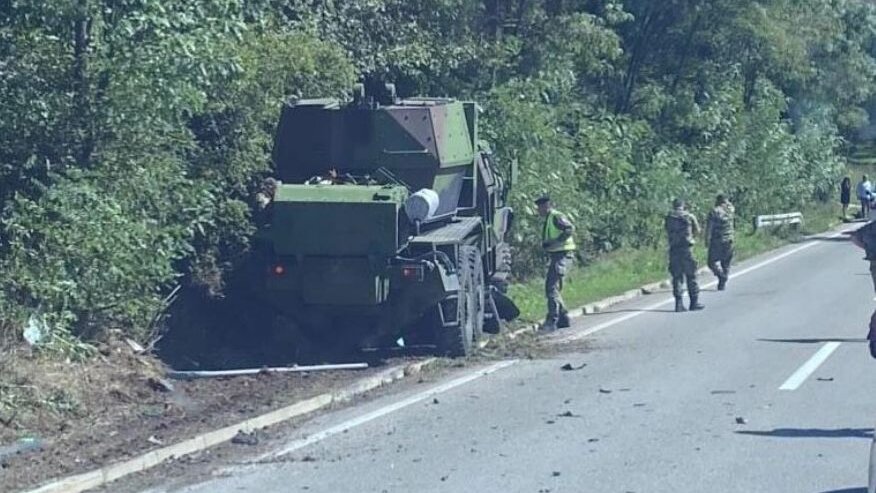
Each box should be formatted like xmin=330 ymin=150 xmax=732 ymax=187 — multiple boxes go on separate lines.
xmin=534 ymin=195 xmax=551 ymax=205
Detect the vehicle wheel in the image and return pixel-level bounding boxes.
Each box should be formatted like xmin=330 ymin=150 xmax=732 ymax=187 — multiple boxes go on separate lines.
xmin=435 ymin=245 xmax=484 ymax=357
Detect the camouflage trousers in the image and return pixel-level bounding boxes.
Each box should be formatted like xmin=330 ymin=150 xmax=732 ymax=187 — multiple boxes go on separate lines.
xmin=708 ymin=241 xmax=734 ymax=280
xmin=545 ymin=252 xmax=573 ymax=324
xmin=669 ymin=246 xmax=699 ymax=300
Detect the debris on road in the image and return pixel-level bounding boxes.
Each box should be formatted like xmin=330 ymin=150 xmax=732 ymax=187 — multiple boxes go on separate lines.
xmin=560 ymin=363 xmax=587 ymax=371
xmin=816 ymin=377 xmax=834 ymax=382
xmin=710 ymin=390 xmax=736 ymax=395
xmin=552 ymin=471 xmax=561 ymax=477
xmin=557 ymin=411 xmax=580 ymax=418
xmin=147 ymin=435 xmax=163 ymax=446
xmin=231 ymin=430 xmax=260 ymax=446
xmin=432 ymin=398 xmax=440 ymax=405
xmin=599 ymin=388 xmax=612 ymax=394
xmin=735 ymin=417 xmax=748 ymax=425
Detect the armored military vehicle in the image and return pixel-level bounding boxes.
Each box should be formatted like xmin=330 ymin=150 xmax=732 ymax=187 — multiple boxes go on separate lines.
xmin=258 ymin=84 xmax=517 ymax=357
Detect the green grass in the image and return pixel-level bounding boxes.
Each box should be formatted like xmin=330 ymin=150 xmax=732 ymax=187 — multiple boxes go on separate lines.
xmin=850 ymin=142 xmax=876 ymax=167
xmin=509 ymin=201 xmax=842 ymax=323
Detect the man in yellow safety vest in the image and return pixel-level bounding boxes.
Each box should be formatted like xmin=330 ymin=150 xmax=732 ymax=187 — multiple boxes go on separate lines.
xmin=536 ymin=195 xmax=577 ymax=332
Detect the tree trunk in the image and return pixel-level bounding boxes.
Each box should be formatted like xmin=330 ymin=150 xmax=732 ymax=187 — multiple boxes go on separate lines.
xmin=616 ymin=6 xmax=657 ymax=113
xmin=73 ymin=0 xmax=94 ymax=168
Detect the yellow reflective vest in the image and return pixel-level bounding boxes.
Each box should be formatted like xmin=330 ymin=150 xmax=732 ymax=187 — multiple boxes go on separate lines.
xmin=542 ymin=210 xmax=577 ymax=253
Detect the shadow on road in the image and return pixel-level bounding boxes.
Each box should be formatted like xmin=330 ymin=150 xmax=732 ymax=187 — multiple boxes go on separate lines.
xmin=808 ymin=236 xmax=852 ymax=243
xmin=736 ymin=428 xmax=873 ymax=439
xmin=757 ymin=338 xmax=867 ymax=344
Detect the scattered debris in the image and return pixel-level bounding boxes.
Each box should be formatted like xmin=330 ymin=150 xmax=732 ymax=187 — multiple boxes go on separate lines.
xmin=557 ymin=411 xmax=580 ymax=418
xmin=231 ymin=430 xmax=260 ymax=446
xmin=22 ymin=314 xmax=49 ymax=346
xmin=563 ymin=399 xmax=572 ymax=404
xmin=125 ymin=338 xmax=146 ymax=354
xmin=633 ymin=403 xmax=647 ymax=407
xmin=545 ymin=420 xmax=556 ymax=425
xmin=432 ymin=398 xmax=440 ymax=405
xmin=735 ymin=417 xmax=748 ymax=425
xmin=147 ymin=377 xmax=175 ymax=393
xmin=552 ymin=471 xmax=561 ymax=477
xmin=816 ymin=377 xmax=834 ymax=382
xmin=598 ymin=388 xmax=612 ymax=394
xmin=0 ymin=437 xmax=44 ymax=464
xmin=560 ymin=363 xmax=587 ymax=371
xmin=587 ymin=438 xmax=600 ymax=443
xmin=710 ymin=390 xmax=736 ymax=395
xmin=147 ymin=436 xmax=163 ymax=446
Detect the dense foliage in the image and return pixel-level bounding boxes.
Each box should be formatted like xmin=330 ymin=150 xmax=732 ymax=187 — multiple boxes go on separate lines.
xmin=0 ymin=0 xmax=871 ymax=340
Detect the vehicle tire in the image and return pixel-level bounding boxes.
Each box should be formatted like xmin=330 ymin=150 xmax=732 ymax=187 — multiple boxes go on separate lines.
xmin=435 ymin=245 xmax=484 ymax=357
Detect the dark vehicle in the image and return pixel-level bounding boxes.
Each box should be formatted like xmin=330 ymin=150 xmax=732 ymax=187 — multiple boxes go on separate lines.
xmin=257 ymin=84 xmax=518 ymax=357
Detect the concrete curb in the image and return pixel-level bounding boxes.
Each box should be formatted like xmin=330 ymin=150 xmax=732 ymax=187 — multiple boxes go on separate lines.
xmin=23 ymin=358 xmax=437 ymax=493
xmin=499 ymin=273 xmax=683 ymax=341
xmin=498 ymin=224 xmax=849 ymax=342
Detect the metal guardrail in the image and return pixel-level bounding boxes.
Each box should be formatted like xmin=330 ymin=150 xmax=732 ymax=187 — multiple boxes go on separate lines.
xmin=754 ymin=212 xmax=803 ymax=230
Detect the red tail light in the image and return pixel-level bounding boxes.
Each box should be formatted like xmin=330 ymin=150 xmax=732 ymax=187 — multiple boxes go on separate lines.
xmin=272 ymin=264 xmax=286 ymax=276
xmin=401 ymin=265 xmax=425 ymax=281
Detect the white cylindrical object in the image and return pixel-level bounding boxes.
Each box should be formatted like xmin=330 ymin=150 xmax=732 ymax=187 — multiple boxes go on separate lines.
xmin=405 ymin=188 xmax=440 ymax=222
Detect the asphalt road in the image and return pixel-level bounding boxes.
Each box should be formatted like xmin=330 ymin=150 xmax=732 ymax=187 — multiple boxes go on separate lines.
xmin=143 ymin=228 xmax=876 ymax=493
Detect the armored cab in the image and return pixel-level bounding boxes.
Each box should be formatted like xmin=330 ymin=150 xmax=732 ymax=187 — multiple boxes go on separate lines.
xmin=259 ymin=84 xmax=517 ymax=356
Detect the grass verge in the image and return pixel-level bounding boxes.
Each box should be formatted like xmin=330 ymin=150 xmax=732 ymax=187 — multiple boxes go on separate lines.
xmin=509 ymin=201 xmax=843 ymax=323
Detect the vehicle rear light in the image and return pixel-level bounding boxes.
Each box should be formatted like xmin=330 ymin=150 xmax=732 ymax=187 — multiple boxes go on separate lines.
xmin=401 ymin=265 xmax=425 ymax=281
xmin=272 ymin=264 xmax=286 ymax=276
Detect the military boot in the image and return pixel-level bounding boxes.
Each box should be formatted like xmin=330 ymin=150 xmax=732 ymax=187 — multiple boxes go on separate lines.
xmin=717 ymin=276 xmax=727 ymax=291
xmin=557 ymin=311 xmax=571 ymax=329
xmin=689 ymin=296 xmax=705 ymax=311
xmin=675 ymin=298 xmax=687 ymax=313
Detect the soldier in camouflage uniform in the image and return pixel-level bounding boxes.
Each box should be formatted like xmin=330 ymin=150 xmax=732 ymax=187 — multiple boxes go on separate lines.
xmin=851 ymin=220 xmax=876 ymax=293
xmin=536 ymin=195 xmax=576 ymax=332
xmin=705 ymin=194 xmax=735 ymax=291
xmin=665 ymin=198 xmax=705 ymax=312
xmin=254 ymin=177 xmax=281 ymax=226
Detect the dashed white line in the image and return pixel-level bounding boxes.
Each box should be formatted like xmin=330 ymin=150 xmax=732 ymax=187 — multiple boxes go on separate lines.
xmin=779 ymin=342 xmax=842 ymax=391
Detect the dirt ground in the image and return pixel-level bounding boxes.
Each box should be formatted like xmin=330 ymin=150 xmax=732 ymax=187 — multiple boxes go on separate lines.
xmin=0 ymin=324 xmax=562 ymax=493
xmin=0 ymin=335 xmax=394 ymax=493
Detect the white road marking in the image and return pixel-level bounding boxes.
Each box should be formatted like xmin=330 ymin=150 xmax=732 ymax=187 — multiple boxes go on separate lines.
xmin=779 ymin=342 xmax=842 ymax=391
xmin=553 ymin=230 xmax=849 ymax=344
xmin=255 ymin=359 xmax=518 ymax=461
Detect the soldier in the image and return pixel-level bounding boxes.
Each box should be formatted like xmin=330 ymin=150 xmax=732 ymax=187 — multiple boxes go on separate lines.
xmin=851 ymin=219 xmax=876 ymax=293
xmin=705 ymin=194 xmax=735 ymax=291
xmin=665 ymin=198 xmax=705 ymax=312
xmin=254 ymin=177 xmax=281 ymax=225
xmin=536 ymin=195 xmax=576 ymax=331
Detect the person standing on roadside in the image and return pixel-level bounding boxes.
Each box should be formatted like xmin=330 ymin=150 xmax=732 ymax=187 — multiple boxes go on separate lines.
xmin=858 ymin=175 xmax=872 ymax=219
xmin=841 ymin=176 xmax=852 ymax=221
xmin=665 ymin=198 xmax=705 ymax=313
xmin=706 ymin=194 xmax=735 ymax=291
xmin=536 ymin=195 xmax=576 ymax=332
